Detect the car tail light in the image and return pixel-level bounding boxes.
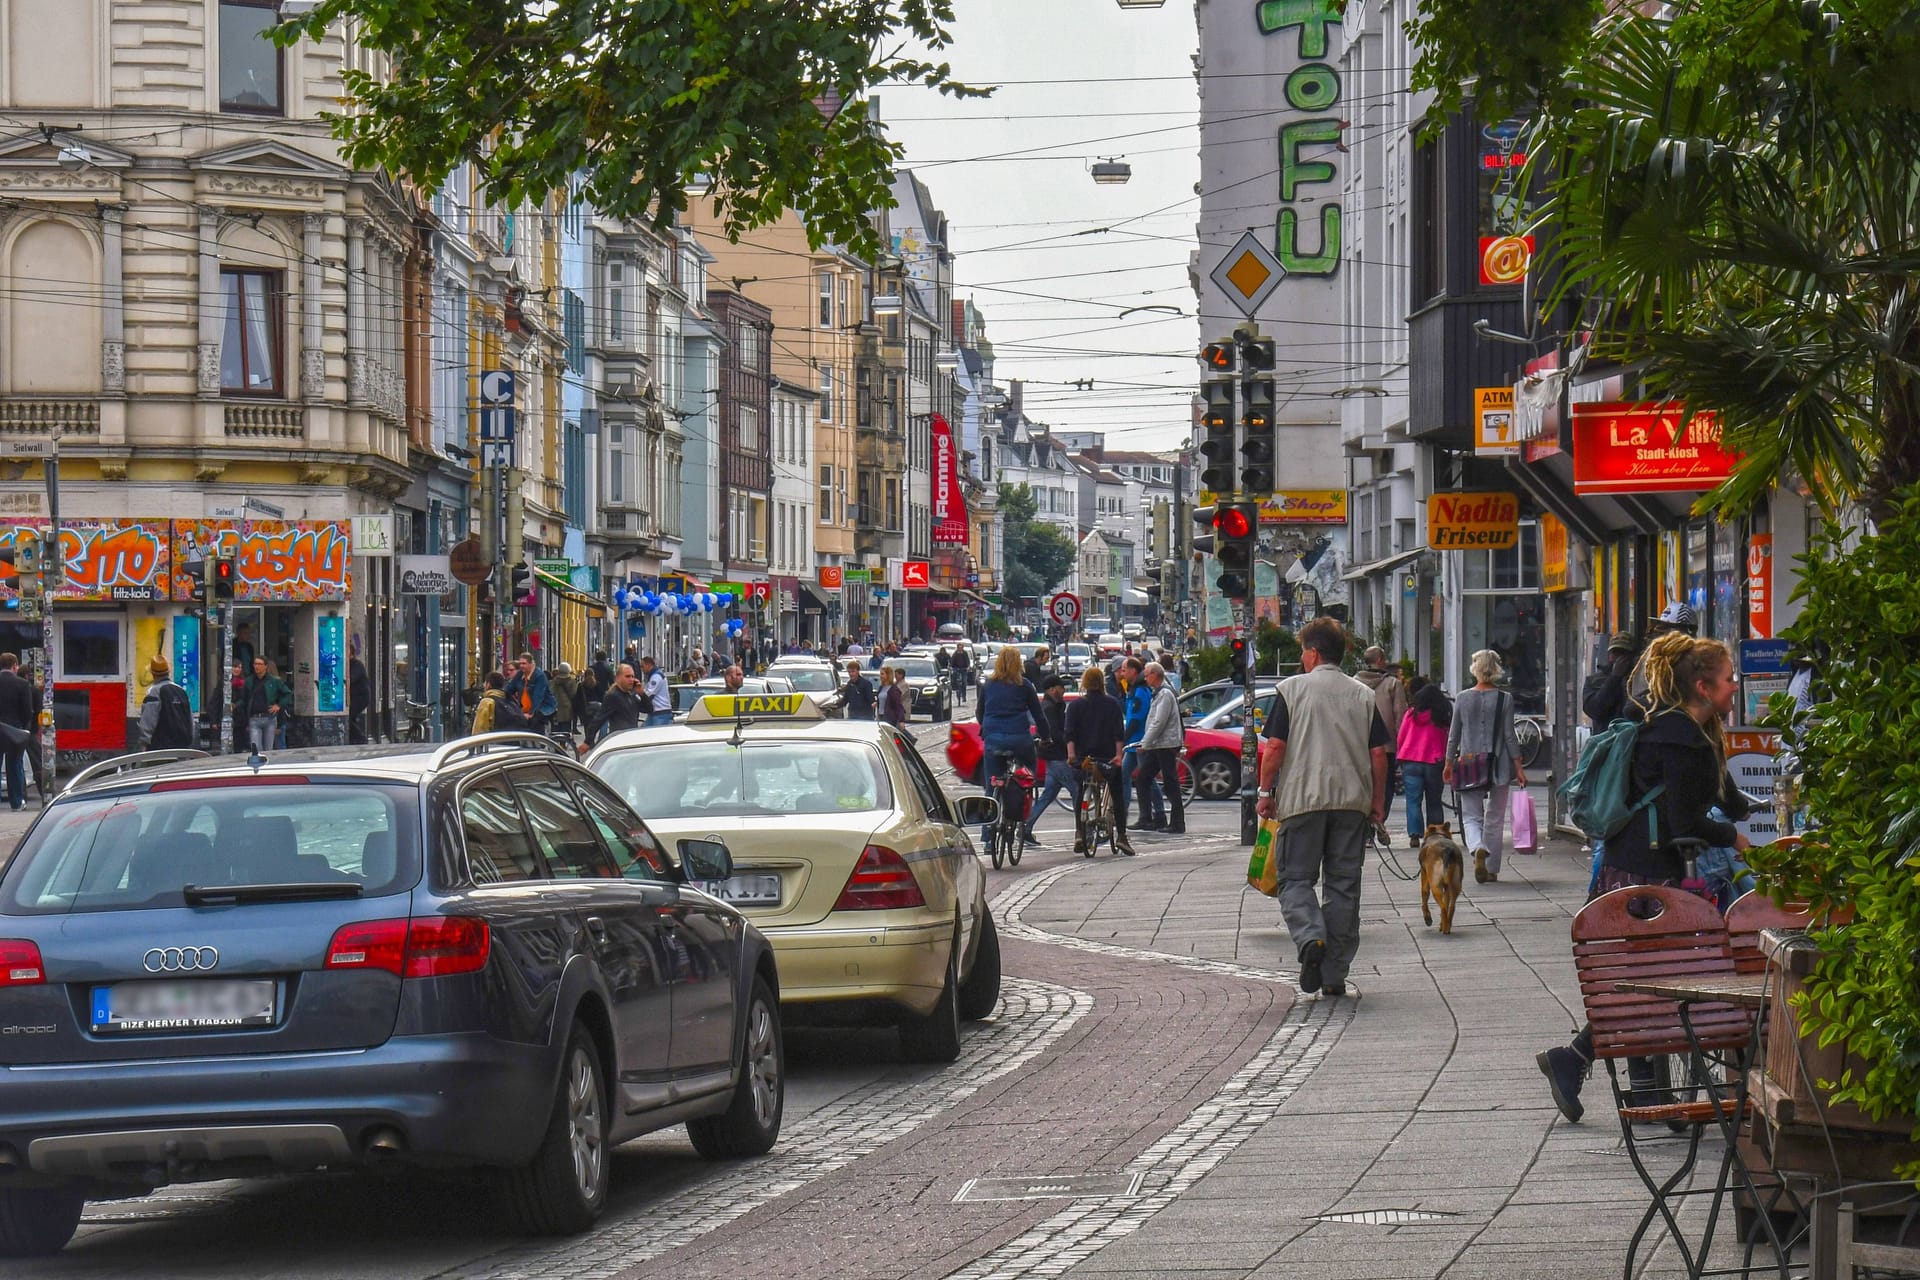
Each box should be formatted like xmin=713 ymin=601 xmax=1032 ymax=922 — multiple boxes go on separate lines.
xmin=325 ymin=917 xmax=489 ymax=979
xmin=833 ymin=845 xmax=926 ymax=911
xmin=0 ymin=939 xmax=44 ymax=987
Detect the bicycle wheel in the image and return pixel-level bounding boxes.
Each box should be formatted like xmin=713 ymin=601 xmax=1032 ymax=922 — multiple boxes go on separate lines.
xmin=985 ymin=822 xmax=1003 ymax=870
xmin=1514 ymin=718 xmax=1546 ymax=771
xmin=1006 ymin=812 xmax=1023 ymax=867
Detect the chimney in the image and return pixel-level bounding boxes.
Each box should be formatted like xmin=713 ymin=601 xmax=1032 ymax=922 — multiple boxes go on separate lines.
xmin=951 ymin=298 xmax=966 ymax=343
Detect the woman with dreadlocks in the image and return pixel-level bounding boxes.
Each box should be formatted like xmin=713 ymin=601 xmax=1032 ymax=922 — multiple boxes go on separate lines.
xmin=1533 ymin=632 xmax=1752 ymax=1123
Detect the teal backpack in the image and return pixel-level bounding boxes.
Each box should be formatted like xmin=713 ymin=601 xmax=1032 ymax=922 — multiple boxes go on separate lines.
xmin=1560 ymin=718 xmax=1665 ymax=841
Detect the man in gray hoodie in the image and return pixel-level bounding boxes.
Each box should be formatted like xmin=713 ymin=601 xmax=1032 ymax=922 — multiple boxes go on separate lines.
xmin=1137 ymin=662 xmax=1186 ymax=835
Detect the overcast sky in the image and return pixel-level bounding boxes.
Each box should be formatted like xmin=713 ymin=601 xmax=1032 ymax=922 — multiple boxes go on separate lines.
xmin=882 ymin=0 xmax=1201 ymax=454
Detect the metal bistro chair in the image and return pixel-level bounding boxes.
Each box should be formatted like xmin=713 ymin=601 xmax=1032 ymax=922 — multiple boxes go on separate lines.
xmin=1572 ymin=885 xmax=1801 ymax=1280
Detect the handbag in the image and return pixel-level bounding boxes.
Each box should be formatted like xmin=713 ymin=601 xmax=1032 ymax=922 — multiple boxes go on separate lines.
xmin=0 ymin=720 xmax=28 ymax=750
xmin=1452 ymin=690 xmax=1507 ymax=793
xmin=1246 ymin=818 xmax=1282 ymax=897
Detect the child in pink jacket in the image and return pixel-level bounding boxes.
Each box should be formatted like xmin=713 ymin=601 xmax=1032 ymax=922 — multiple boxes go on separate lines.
xmin=1397 ymin=678 xmax=1451 ymax=847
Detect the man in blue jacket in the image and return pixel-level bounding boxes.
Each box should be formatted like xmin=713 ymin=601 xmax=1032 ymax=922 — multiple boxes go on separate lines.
xmin=504 ymin=652 xmax=558 ymax=735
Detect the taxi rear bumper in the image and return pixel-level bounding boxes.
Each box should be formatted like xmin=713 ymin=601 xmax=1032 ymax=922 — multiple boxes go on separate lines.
xmin=760 ymin=916 xmax=952 ymax=1019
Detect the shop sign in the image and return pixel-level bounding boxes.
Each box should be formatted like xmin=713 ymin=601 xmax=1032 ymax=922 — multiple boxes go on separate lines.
xmin=448 ymin=537 xmax=489 ymax=586
xmin=569 ymin=565 xmax=599 ymax=594
xmin=0 ymin=520 xmax=172 ymax=603
xmin=1426 ymin=492 xmax=1520 ymax=551
xmin=534 ymin=558 xmax=570 ymax=578
xmin=1571 ymin=402 xmax=1740 ymax=495
xmin=399 ymin=555 xmax=455 ymax=596
xmin=712 ymin=581 xmax=744 ymax=599
xmin=1540 ymin=513 xmax=1569 ymax=593
xmin=316 ymin=615 xmax=346 ymax=714
xmin=818 ymin=565 xmax=844 ymax=590
xmin=902 ymin=561 xmax=930 ymax=590
xmin=1474 ymin=386 xmax=1520 ymax=455
xmin=172 ymin=520 xmax=352 ymax=602
xmin=350 ymin=514 xmax=395 ymax=557
xmin=841 ymin=566 xmax=872 ymax=584
xmin=1258 ymin=489 xmax=1347 ymax=524
xmin=1725 ymin=730 xmax=1784 ymax=845
xmin=930 ymin=414 xmax=969 ymax=545
xmin=1747 ymin=533 xmax=1773 ymax=638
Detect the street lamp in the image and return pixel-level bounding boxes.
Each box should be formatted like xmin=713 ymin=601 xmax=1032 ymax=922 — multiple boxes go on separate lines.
xmin=1090 ymin=158 xmax=1132 ymax=185
xmin=1118 ymin=304 xmax=1186 ymax=319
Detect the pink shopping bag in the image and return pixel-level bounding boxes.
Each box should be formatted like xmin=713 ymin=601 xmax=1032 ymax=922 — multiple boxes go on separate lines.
xmin=1509 ymin=789 xmax=1539 ymax=854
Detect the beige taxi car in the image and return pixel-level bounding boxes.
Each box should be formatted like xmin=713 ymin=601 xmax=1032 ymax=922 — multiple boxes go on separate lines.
xmin=584 ymin=694 xmax=1000 ymax=1062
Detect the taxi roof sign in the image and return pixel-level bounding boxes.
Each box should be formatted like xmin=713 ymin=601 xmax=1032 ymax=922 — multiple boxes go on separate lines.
xmin=688 ymin=693 xmax=823 ymax=723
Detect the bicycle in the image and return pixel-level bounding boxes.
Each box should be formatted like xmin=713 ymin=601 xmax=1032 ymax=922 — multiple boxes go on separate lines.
xmin=1513 ymin=715 xmax=1549 ymax=771
xmin=981 ymin=750 xmax=1033 ymax=871
xmin=1075 ymin=758 xmax=1128 ymax=858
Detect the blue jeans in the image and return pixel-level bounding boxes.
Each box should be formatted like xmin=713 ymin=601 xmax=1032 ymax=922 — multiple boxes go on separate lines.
xmin=982 ymin=740 xmax=1037 ymax=842
xmin=1402 ymin=761 xmax=1444 ymax=838
xmin=645 ymin=711 xmax=674 ymax=727
xmin=1024 ymin=758 xmax=1079 ymax=838
xmin=1121 ymin=744 xmax=1160 ymax=826
xmin=1 ymin=746 xmax=23 ymax=809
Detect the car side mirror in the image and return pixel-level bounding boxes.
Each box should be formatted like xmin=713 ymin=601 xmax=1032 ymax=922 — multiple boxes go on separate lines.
xmin=953 ymin=794 xmax=998 ymax=826
xmin=677 ymin=838 xmax=734 ymax=882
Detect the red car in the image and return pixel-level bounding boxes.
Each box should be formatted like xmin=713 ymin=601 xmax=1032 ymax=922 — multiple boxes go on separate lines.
xmin=945 ymin=700 xmax=1272 ymax=802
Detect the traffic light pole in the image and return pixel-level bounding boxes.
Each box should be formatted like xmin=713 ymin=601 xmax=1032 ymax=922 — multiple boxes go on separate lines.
xmin=1235 ymin=321 xmax=1268 ymax=846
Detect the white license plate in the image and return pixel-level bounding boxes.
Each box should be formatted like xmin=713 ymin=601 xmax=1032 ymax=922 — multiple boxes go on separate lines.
xmin=698 ymin=874 xmax=782 ymax=907
xmin=91 ymin=980 xmax=278 ymax=1034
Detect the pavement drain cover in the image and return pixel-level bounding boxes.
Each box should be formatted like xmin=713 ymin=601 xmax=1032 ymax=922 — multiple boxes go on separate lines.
xmin=955 ymin=1173 xmax=1144 ymax=1203
xmin=1312 ymin=1209 xmax=1460 ymax=1225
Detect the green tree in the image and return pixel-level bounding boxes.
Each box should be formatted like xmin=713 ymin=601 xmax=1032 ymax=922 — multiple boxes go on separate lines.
xmin=278 ymin=1 xmax=983 ymax=257
xmin=997 ymin=483 xmax=1076 ymax=603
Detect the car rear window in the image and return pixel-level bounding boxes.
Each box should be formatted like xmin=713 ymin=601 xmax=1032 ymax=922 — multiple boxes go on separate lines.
xmin=0 ymin=784 xmax=417 ymax=915
xmin=775 ymin=668 xmax=836 ymax=692
xmin=595 ymin=741 xmax=893 ymax=820
xmin=886 ymin=660 xmax=937 ymax=682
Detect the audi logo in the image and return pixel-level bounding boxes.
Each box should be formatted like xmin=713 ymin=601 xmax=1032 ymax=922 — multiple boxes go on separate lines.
xmin=143 ymin=946 xmax=219 ymax=973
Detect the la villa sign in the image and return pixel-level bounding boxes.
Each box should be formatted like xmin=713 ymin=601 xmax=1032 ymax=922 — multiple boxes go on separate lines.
xmin=1571 ymin=402 xmax=1740 ymax=495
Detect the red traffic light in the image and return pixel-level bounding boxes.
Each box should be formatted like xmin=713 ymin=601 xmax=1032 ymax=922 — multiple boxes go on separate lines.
xmin=1214 ymin=507 xmax=1253 ymax=539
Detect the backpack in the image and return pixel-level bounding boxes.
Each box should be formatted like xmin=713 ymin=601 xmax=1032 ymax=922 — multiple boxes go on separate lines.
xmin=150 ymin=683 xmax=195 ymax=749
xmin=1559 ymin=717 xmax=1665 ymax=841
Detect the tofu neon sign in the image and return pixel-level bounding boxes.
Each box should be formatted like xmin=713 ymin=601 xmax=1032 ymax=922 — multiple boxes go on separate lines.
xmin=1258 ymin=0 xmax=1344 ymax=276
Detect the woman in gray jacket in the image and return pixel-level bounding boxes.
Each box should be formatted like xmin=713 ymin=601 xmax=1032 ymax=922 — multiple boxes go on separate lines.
xmin=1443 ymin=649 xmax=1528 ymax=883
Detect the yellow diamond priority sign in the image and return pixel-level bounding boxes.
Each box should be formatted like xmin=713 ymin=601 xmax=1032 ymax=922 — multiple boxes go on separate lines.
xmin=1210 ymin=232 xmax=1287 ymax=317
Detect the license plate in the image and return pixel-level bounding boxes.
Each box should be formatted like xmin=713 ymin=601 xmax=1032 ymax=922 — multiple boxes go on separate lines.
xmin=697 ymin=874 xmax=782 ymax=908
xmin=90 ymin=980 xmax=279 ymax=1034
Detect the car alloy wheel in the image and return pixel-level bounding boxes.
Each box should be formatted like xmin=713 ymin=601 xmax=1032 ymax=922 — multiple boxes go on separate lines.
xmin=1191 ymin=752 xmax=1240 ymax=801
xmin=746 ymin=998 xmax=779 ymax=1130
xmin=566 ymin=1044 xmax=605 ymax=1202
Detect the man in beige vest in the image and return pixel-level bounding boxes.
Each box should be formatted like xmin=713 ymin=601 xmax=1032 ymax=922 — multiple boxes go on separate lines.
xmin=1254 ymin=618 xmax=1390 ymax=997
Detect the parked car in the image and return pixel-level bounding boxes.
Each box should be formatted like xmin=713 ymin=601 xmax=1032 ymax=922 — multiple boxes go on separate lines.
xmin=1179 ymin=677 xmax=1280 ymax=724
xmin=0 ymin=737 xmax=783 ymax=1257
xmin=588 ymin=693 xmax=999 ymax=1061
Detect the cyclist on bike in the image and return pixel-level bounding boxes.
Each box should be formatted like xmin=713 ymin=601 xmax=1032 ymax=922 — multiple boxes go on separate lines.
xmin=978 ymin=646 xmax=1046 ymax=847
xmin=1021 ymin=675 xmax=1075 ymax=846
xmin=1066 ymin=665 xmax=1132 ymax=855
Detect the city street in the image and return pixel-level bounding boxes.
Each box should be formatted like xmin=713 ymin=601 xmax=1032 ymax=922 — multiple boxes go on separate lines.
xmin=0 ymin=762 xmax=1739 ymax=1279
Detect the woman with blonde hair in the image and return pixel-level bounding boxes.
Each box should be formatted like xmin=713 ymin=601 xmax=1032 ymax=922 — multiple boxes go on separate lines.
xmin=1444 ymin=648 xmax=1527 ymax=882
xmin=975 ymin=642 xmax=1045 ymax=843
xmin=1536 ymin=631 xmax=1750 ymax=1123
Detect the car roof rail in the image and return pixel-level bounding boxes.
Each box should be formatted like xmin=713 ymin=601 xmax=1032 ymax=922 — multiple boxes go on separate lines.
xmin=425 ymin=732 xmax=569 ymax=771
xmin=64 ymin=749 xmax=213 ymax=793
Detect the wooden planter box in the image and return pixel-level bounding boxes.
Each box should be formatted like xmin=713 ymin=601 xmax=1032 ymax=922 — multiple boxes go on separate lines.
xmin=1758 ymin=929 xmax=1917 ymax=1150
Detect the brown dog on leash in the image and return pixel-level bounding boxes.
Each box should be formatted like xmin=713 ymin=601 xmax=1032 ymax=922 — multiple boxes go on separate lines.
xmin=1418 ymin=824 xmax=1466 ymax=935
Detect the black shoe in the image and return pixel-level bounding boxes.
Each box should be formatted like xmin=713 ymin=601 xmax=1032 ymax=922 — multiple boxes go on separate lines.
xmin=1321 ymin=980 xmax=1346 ymax=997
xmin=1021 ymin=831 xmax=1042 ymax=847
xmin=1164 ymin=824 xmax=1185 ymax=836
xmin=1298 ymin=939 xmax=1326 ymax=995
xmin=1537 ymin=1047 xmax=1589 ymax=1124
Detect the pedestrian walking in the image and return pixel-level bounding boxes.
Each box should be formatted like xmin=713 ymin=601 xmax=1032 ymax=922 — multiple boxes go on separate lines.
xmin=1582 ymin=632 xmax=1639 ymax=728
xmin=470 ymin=671 xmax=508 ymax=735
xmin=1254 ymin=618 xmax=1390 ymax=998
xmin=1024 ymin=646 xmax=1051 ymax=688
xmin=243 ymin=656 xmax=291 ymax=755
xmin=0 ymin=653 xmax=35 ymax=809
xmin=879 ymin=666 xmax=911 ymax=728
xmin=1021 ymin=675 xmax=1075 ymax=846
xmin=1536 ymin=632 xmax=1749 ymax=1124
xmin=1118 ymin=656 xmax=1161 ymax=831
xmin=348 ymin=640 xmax=371 ymax=745
xmin=503 ymin=652 xmax=558 ymax=735
xmin=839 ymin=659 xmax=876 ymax=721
xmin=1066 ymin=665 xmax=1131 ymax=855
xmin=1397 ymin=677 xmax=1450 ymax=845
xmin=584 ymin=663 xmax=645 ymax=744
xmin=138 ymin=656 xmax=195 ymax=751
xmin=550 ymin=662 xmax=580 ymax=737
xmin=976 ymin=646 xmax=1045 ymax=844
xmin=1444 ymin=649 xmax=1527 ymax=884
xmin=950 ymin=642 xmax=972 ymax=704
xmin=1356 ymin=647 xmax=1408 ymax=797
xmin=591 ymin=649 xmax=616 ymax=697
xmin=1137 ymin=661 xmax=1185 ymax=835
xmin=638 ymin=655 xmax=674 ymax=727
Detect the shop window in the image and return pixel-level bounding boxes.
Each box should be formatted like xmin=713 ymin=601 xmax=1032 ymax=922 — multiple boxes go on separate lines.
xmin=59 ymin=617 xmax=122 ymax=679
xmin=221 ymin=268 xmax=284 ymax=395
xmin=219 ymin=0 xmax=283 ymax=115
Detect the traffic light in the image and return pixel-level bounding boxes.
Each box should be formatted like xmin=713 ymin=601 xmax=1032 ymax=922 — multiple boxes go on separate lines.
xmin=1214 ymin=502 xmax=1258 ymax=601
xmin=1200 ymin=341 xmax=1236 ymax=372
xmin=1240 ymin=376 xmax=1276 ymax=495
xmin=1229 ymin=635 xmax=1250 ymax=679
xmin=11 ymin=532 xmax=41 ymax=601
xmin=211 ymin=552 xmax=236 ymax=601
xmin=510 ymin=561 xmax=536 ymax=607
xmin=1199 ymin=378 xmax=1237 ymax=495
xmin=1191 ymin=502 xmax=1219 ymax=559
xmin=1238 ymin=336 xmax=1276 ymax=372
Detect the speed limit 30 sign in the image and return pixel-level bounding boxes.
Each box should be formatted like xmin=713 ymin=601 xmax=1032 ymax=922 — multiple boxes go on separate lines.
xmin=1048 ymin=592 xmax=1081 ymax=626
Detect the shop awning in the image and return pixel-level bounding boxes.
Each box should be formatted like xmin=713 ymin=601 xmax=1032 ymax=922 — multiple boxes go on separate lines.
xmin=1122 ymin=587 xmax=1151 ymax=606
xmin=533 ymin=567 xmax=609 ymax=616
xmin=797 ymin=581 xmax=834 ymax=613
xmin=1342 ymin=547 xmax=1427 ymax=582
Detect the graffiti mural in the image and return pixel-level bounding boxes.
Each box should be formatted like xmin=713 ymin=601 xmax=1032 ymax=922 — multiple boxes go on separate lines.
xmin=170 ymin=520 xmax=352 ymax=602
xmin=0 ymin=521 xmax=173 ymax=602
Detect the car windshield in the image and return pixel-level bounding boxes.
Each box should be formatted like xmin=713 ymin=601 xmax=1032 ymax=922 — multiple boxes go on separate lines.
xmin=0 ymin=783 xmax=416 ymax=915
xmin=885 ymin=660 xmax=937 ymax=682
xmin=697 ymin=677 xmax=791 ymax=694
xmin=1066 ymin=644 xmax=1092 ymax=658
xmin=596 ymin=741 xmax=894 ymax=819
xmin=774 ymin=668 xmax=837 ymax=692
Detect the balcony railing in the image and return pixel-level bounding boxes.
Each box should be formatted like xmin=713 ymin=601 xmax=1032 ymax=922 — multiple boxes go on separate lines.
xmin=224 ymin=402 xmax=306 ymax=441
xmin=0 ymin=399 xmax=100 ymax=437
